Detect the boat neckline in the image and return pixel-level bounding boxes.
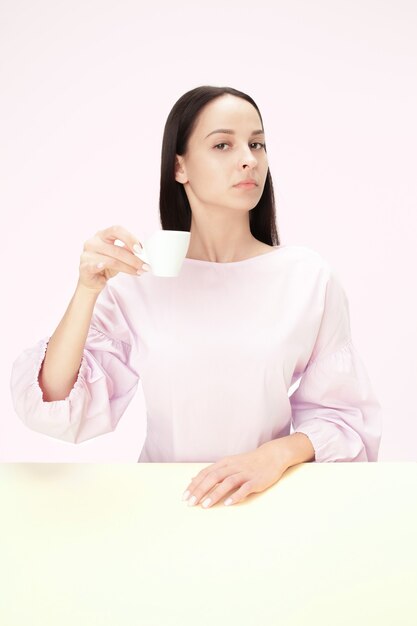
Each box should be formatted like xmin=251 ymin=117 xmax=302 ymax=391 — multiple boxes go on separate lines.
xmin=182 ymin=245 xmax=285 ymax=266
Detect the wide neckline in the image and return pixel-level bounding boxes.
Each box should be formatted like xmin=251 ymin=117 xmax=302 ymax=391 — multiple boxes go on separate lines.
xmin=182 ymin=245 xmax=284 ymax=266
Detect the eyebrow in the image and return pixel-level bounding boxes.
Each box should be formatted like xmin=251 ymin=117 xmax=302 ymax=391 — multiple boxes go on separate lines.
xmin=205 ymin=128 xmax=265 ymax=139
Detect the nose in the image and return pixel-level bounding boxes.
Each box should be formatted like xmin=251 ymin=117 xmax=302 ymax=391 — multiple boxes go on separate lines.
xmin=238 ymin=145 xmax=258 ymax=169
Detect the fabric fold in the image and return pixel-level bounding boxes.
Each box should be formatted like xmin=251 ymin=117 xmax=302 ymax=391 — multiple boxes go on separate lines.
xmin=291 ymin=336 xmax=382 ymax=462
xmin=10 ymin=326 xmax=140 ymax=444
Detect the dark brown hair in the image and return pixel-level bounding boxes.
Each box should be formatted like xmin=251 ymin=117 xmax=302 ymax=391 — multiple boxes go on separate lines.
xmin=159 ymin=85 xmax=280 ymax=246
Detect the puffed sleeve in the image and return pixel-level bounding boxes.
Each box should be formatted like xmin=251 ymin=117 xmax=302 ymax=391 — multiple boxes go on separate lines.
xmin=290 ymin=269 xmax=382 ymax=462
xmin=10 ymin=282 xmax=140 ymax=444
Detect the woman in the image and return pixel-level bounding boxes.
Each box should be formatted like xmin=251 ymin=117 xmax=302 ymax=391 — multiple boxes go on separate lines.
xmin=10 ymin=85 xmax=382 ymax=508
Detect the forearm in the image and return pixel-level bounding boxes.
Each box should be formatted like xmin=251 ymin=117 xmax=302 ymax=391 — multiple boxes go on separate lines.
xmin=39 ymin=283 xmax=100 ymax=401
xmin=263 ymin=432 xmax=316 ymax=469
xmin=283 ymin=432 xmax=316 ymax=466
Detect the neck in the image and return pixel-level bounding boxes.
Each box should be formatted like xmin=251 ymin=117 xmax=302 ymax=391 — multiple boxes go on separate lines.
xmin=186 ymin=213 xmax=259 ymax=263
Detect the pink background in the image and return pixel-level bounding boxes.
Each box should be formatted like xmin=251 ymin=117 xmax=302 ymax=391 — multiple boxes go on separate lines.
xmin=1 ymin=0 xmax=416 ymax=462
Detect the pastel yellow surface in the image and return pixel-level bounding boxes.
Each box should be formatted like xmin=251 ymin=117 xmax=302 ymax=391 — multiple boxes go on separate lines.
xmin=0 ymin=462 xmax=416 ymax=625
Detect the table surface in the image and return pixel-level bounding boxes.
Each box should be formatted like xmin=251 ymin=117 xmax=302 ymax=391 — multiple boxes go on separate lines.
xmin=1 ymin=462 xmax=416 ymax=626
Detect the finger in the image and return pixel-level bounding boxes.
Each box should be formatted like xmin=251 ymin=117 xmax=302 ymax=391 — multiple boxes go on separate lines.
xmin=187 ymin=470 xmax=243 ymax=507
xmin=85 ymin=237 xmax=143 ymax=272
xmin=97 ymin=224 xmax=142 ymax=253
xmin=188 ymin=457 xmax=231 ymax=486
xmin=221 ymin=479 xmax=257 ymax=506
xmin=81 ymin=251 xmax=144 ymax=276
xmin=182 ymin=459 xmax=233 ymax=503
xmin=183 ymin=462 xmax=229 ymax=500
xmin=199 ymin=473 xmax=248 ymax=508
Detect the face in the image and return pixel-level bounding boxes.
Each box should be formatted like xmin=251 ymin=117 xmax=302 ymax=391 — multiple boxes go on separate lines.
xmin=175 ymin=95 xmax=269 ymax=213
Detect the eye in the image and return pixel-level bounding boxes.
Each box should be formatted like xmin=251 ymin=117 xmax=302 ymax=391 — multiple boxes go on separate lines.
xmin=214 ymin=142 xmax=266 ymax=151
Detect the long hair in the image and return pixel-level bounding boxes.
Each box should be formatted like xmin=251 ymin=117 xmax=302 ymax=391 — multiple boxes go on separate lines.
xmin=159 ymin=85 xmax=280 ymax=246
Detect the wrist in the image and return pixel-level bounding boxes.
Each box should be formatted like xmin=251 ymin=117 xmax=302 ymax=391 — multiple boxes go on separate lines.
xmin=75 ymin=281 xmax=103 ymax=300
xmin=284 ymin=432 xmax=316 ymax=467
xmin=264 ymin=432 xmax=315 ymax=469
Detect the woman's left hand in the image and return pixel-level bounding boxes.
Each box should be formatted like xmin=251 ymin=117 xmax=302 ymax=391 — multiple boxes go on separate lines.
xmin=182 ymin=440 xmax=291 ymax=508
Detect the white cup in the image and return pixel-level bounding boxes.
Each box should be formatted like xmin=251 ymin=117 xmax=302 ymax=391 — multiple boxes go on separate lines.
xmin=134 ymin=230 xmax=191 ymax=277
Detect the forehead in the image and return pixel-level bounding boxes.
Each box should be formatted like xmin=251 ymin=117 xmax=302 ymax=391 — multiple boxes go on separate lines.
xmin=193 ymin=95 xmax=262 ymax=136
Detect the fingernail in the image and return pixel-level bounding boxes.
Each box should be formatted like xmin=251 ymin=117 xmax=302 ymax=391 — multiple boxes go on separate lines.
xmin=141 ymin=264 xmax=151 ymax=272
xmin=202 ymin=498 xmax=212 ymax=508
xmin=188 ymin=495 xmax=197 ymax=507
xmin=133 ymin=243 xmax=142 ymax=254
xmin=224 ymin=498 xmax=233 ymax=506
xmin=182 ymin=490 xmax=190 ymax=501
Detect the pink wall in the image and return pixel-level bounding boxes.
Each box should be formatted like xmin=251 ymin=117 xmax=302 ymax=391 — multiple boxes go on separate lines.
xmin=2 ymin=0 xmax=416 ymax=461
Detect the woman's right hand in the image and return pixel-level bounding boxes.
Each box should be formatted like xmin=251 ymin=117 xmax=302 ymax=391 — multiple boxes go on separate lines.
xmin=77 ymin=225 xmax=150 ymax=293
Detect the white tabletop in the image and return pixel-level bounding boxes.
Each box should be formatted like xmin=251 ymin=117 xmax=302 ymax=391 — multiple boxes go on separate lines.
xmin=0 ymin=462 xmax=416 ymax=625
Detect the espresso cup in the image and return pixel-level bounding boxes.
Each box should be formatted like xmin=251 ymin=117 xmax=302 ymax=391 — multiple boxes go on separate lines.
xmin=134 ymin=230 xmax=191 ymax=277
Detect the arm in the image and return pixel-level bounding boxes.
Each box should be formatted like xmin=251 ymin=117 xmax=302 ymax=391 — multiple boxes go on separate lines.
xmin=38 ymin=222 xmax=146 ymax=401
xmin=11 ymin=225 xmax=146 ymax=444
xmin=289 ymin=269 xmax=382 ymax=462
xmin=39 ymin=283 xmax=100 ymax=401
xmin=10 ymin=280 xmax=141 ymax=444
xmin=281 ymin=432 xmax=316 ymax=465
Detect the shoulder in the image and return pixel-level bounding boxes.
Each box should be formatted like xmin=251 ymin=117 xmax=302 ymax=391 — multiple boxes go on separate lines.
xmin=278 ymin=244 xmax=332 ymax=273
xmin=277 ymin=246 xmax=346 ymax=301
xmin=285 ymin=246 xmax=349 ymax=300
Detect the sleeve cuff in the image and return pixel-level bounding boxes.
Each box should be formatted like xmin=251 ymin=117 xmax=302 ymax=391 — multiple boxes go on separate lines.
xmin=294 ymin=418 xmax=369 ymax=463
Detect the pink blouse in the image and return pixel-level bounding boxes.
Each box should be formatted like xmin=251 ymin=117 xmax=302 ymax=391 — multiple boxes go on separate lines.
xmin=10 ymin=245 xmax=382 ymax=462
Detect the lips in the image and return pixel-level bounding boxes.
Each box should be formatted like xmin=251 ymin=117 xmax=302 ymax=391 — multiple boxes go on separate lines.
xmin=234 ymin=179 xmax=257 ymax=186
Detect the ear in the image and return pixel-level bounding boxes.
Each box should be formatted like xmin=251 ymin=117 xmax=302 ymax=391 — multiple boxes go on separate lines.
xmin=175 ymin=155 xmax=188 ymax=184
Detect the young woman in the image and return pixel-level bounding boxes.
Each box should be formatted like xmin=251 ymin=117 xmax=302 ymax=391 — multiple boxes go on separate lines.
xmin=11 ymin=85 xmax=382 ymax=508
